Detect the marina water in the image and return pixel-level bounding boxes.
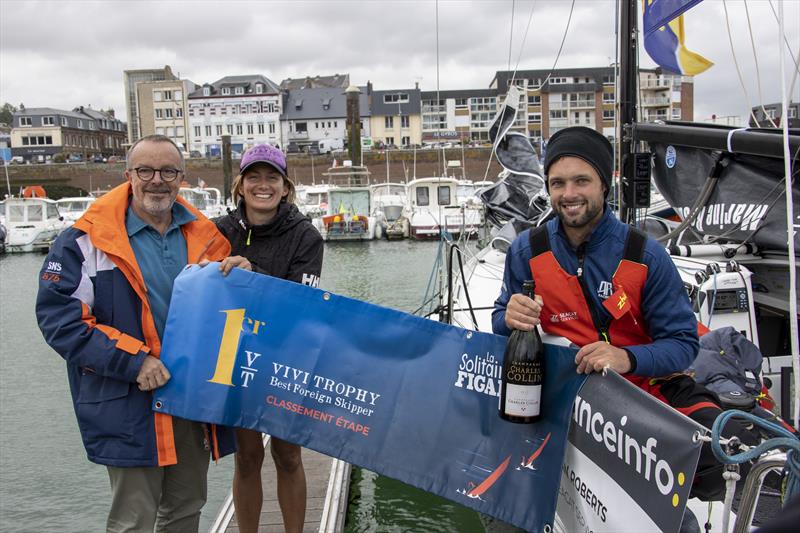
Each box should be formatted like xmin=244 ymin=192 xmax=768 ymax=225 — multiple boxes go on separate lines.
xmin=0 ymin=239 xmax=484 ymax=532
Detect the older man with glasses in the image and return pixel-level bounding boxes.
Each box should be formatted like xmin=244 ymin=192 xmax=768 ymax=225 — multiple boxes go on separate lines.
xmin=36 ymin=135 xmax=236 ymax=532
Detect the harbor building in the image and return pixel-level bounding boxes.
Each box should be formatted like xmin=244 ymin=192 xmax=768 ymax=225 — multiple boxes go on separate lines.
xmin=123 ymin=65 xmax=179 ymax=144
xmin=136 ymin=79 xmax=196 ymax=154
xmin=10 ymin=105 xmax=126 ymax=163
xmin=750 ymin=102 xmax=799 ymax=128
xmin=280 ymin=73 xmax=350 ymax=91
xmin=280 ymin=85 xmax=371 ymax=153
xmin=368 ymin=87 xmax=422 ymax=148
xmin=490 ymin=67 xmax=694 ymax=144
xmin=420 ymin=89 xmax=499 ymax=144
xmin=187 ymin=74 xmax=282 ymax=157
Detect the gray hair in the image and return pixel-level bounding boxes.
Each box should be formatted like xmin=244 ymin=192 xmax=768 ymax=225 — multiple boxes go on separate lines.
xmin=126 ymin=135 xmax=185 ymax=168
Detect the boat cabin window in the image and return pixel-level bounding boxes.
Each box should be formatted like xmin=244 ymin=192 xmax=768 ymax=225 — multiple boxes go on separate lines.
xmin=9 ymin=205 xmax=25 ymax=223
xmin=28 ymin=204 xmax=43 ymax=222
xmin=47 ymin=203 xmax=60 ymax=219
xmin=416 ymin=187 xmax=430 ymax=206
xmin=437 ymin=186 xmax=452 ymax=206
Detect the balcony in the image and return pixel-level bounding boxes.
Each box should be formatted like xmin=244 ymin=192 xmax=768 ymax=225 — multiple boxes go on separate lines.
xmin=549 ymin=100 xmax=596 ymax=110
xmin=289 ymin=131 xmax=309 ymax=139
xmin=641 ymin=97 xmax=671 ymax=107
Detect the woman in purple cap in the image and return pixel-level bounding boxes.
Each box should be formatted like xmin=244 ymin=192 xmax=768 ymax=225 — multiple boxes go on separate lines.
xmin=214 ymin=143 xmax=323 ymax=533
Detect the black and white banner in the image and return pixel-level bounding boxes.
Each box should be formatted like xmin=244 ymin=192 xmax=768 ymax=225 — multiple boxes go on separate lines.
xmin=556 ymin=372 xmax=705 ymax=533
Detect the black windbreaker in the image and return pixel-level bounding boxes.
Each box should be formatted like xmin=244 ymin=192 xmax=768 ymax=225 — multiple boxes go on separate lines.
xmin=214 ymin=200 xmax=323 ymax=287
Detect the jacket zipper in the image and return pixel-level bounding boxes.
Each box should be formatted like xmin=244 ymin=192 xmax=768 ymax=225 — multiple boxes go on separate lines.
xmin=576 ymin=243 xmax=611 ymax=344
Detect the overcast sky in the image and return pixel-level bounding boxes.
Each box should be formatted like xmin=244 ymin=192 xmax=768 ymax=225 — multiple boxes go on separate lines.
xmin=1 ymin=0 xmax=798 ymax=124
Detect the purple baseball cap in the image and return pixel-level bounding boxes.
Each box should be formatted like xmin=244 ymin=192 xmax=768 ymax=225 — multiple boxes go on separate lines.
xmin=240 ymin=144 xmax=288 ymax=177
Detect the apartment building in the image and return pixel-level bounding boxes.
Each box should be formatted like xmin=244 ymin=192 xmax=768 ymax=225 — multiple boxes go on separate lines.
xmin=491 ymin=67 xmax=693 ymax=143
xmin=136 ymin=79 xmax=195 ymax=152
xmin=187 ymin=74 xmax=282 ymax=156
xmin=11 ymin=106 xmax=126 ymax=162
xmin=280 ymin=73 xmax=350 ymax=91
xmin=369 ymin=88 xmax=422 ymax=147
xmin=123 ymin=65 xmax=178 ymax=143
xmin=281 ymin=86 xmax=371 ymax=151
xmin=749 ymin=102 xmax=799 ymax=128
xmin=419 ymin=89 xmax=498 ymax=143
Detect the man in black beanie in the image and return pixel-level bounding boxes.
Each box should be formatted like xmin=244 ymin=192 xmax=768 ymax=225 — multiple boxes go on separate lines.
xmin=492 ymin=126 xmax=754 ymax=508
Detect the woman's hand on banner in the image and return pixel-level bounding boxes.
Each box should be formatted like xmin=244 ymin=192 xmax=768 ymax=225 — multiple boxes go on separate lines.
xmin=218 ymin=256 xmax=253 ymax=276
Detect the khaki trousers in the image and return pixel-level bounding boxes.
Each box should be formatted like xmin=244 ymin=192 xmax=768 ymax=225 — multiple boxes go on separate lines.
xmin=106 ymin=418 xmax=210 ymax=533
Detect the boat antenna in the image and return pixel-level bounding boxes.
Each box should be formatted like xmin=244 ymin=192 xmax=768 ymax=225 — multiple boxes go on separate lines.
xmin=777 ymin=0 xmax=799 ymax=429
xmin=721 ymin=0 xmax=769 ymax=127
xmin=435 ymin=0 xmax=441 ymax=175
xmin=507 ymin=0 xmax=515 ymax=71
xmin=768 ymin=0 xmax=800 ymax=97
xmin=744 ymin=0 xmax=780 ymax=128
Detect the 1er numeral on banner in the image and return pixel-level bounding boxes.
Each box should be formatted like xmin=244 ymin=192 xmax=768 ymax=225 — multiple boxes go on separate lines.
xmin=208 ymin=308 xmax=265 ymax=386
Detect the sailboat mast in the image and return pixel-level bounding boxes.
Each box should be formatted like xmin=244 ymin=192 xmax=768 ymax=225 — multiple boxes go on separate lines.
xmin=619 ymin=0 xmax=639 ymax=224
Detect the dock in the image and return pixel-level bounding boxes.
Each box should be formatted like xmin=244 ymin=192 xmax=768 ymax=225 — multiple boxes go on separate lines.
xmin=209 ymin=436 xmax=351 ymax=533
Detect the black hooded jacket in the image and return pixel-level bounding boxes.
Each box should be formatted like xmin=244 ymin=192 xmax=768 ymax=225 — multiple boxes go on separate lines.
xmin=214 ymin=201 xmax=323 ymax=287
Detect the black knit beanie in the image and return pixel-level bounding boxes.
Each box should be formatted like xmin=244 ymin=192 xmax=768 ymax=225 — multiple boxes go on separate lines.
xmin=543 ymin=126 xmax=613 ymax=197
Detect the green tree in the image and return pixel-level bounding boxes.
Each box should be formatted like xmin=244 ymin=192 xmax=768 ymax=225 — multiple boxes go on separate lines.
xmin=0 ymin=102 xmax=17 ymax=125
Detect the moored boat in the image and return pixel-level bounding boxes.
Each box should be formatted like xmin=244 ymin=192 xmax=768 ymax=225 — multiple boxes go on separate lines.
xmin=3 ymin=196 xmax=67 ymax=253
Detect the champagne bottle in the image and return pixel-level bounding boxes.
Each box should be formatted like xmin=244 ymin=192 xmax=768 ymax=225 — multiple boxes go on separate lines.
xmin=499 ymin=280 xmax=544 ymax=423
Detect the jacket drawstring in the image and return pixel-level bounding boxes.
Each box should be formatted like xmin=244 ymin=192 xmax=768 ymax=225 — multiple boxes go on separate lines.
xmin=246 ymin=229 xmax=251 ymax=246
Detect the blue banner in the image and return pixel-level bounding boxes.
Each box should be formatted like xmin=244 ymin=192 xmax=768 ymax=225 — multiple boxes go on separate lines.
xmin=153 ymin=265 xmax=586 ymax=531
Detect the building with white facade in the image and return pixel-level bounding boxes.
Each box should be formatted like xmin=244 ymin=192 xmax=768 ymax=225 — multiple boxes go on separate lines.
xmin=123 ymin=65 xmax=178 ymax=143
xmin=281 ymin=86 xmax=371 ymax=152
xmin=187 ymin=75 xmax=281 ymax=156
xmin=136 ymin=79 xmax=195 ymax=152
xmin=420 ymin=89 xmax=498 ymax=143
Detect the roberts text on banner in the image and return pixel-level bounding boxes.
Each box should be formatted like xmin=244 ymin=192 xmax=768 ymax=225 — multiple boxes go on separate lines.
xmin=153 ymin=265 xmax=587 ymax=532
xmin=556 ymin=371 xmax=705 ymax=533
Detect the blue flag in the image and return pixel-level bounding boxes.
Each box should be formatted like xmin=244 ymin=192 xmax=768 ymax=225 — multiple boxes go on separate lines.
xmin=643 ymin=0 xmax=713 ymax=75
xmin=153 ymin=265 xmax=587 ymax=531
xmin=643 ymin=0 xmax=702 ymax=35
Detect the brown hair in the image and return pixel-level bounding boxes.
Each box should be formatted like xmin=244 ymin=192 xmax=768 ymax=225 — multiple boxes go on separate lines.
xmin=231 ymin=170 xmax=296 ymax=205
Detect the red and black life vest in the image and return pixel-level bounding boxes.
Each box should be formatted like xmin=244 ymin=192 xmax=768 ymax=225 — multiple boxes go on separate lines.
xmin=528 ymin=225 xmax=664 ymax=396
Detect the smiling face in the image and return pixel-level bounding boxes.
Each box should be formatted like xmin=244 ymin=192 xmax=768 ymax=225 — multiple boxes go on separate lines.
xmin=547 ymin=155 xmax=606 ymax=246
xmin=241 ymin=163 xmax=288 ymax=224
xmin=125 ymin=140 xmax=183 ymax=228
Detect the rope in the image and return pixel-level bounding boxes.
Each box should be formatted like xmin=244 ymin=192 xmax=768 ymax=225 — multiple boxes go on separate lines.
xmin=710 ymin=410 xmax=800 ymax=506
xmin=721 ymin=0 xmax=761 ymax=127
xmin=743 ymin=0 xmax=778 ymax=128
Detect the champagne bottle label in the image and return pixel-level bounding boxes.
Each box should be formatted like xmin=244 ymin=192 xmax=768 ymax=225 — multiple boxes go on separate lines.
xmin=503 ymin=383 xmax=541 ymax=417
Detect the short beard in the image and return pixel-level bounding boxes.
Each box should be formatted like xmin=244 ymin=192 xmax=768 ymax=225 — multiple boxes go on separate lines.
xmin=557 ymin=200 xmax=603 ymax=229
xmin=140 ymin=191 xmax=175 ymax=216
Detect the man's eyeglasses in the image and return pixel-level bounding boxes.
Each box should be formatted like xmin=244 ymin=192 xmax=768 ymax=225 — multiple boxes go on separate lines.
xmin=129 ymin=167 xmax=183 ymax=182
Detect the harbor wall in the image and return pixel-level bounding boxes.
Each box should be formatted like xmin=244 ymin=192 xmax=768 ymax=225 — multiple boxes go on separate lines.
xmin=3 ymin=148 xmax=505 ymax=197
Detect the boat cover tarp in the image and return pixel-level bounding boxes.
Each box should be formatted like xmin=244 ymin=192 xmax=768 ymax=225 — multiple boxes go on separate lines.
xmin=153 ymin=265 xmax=703 ymax=533
xmin=649 ymin=141 xmax=800 ymax=252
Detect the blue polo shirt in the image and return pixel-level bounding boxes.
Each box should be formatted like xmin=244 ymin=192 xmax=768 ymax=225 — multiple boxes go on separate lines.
xmin=126 ymin=202 xmax=196 ymax=340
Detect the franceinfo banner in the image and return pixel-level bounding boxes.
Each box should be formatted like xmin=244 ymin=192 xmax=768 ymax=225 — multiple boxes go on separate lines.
xmin=153 ymin=265 xmax=587 ymax=532
xmin=556 ymin=371 xmax=705 ymax=533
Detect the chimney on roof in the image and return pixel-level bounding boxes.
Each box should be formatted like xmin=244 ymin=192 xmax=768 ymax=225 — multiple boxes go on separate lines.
xmin=367 ymin=81 xmax=372 ymax=95
xmin=107 ymin=108 xmax=115 ymax=117
xmin=415 ymin=81 xmax=419 ymax=89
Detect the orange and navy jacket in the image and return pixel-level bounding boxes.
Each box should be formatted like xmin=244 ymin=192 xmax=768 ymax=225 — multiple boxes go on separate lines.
xmin=36 ymin=182 xmax=233 ymax=467
xmin=492 ymin=206 xmax=698 ymax=377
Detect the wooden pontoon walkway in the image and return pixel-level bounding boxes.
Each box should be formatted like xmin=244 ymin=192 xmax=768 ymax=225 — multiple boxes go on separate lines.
xmin=210 ymin=436 xmax=351 ymax=533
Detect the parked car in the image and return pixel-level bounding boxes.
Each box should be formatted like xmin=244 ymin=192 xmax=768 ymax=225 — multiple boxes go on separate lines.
xmin=92 ymin=155 xmax=106 ymax=163
xmin=10 ymin=156 xmax=25 ymax=164
xmin=286 ymin=142 xmax=301 ymax=154
xmin=189 ymin=150 xmax=202 ymax=159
